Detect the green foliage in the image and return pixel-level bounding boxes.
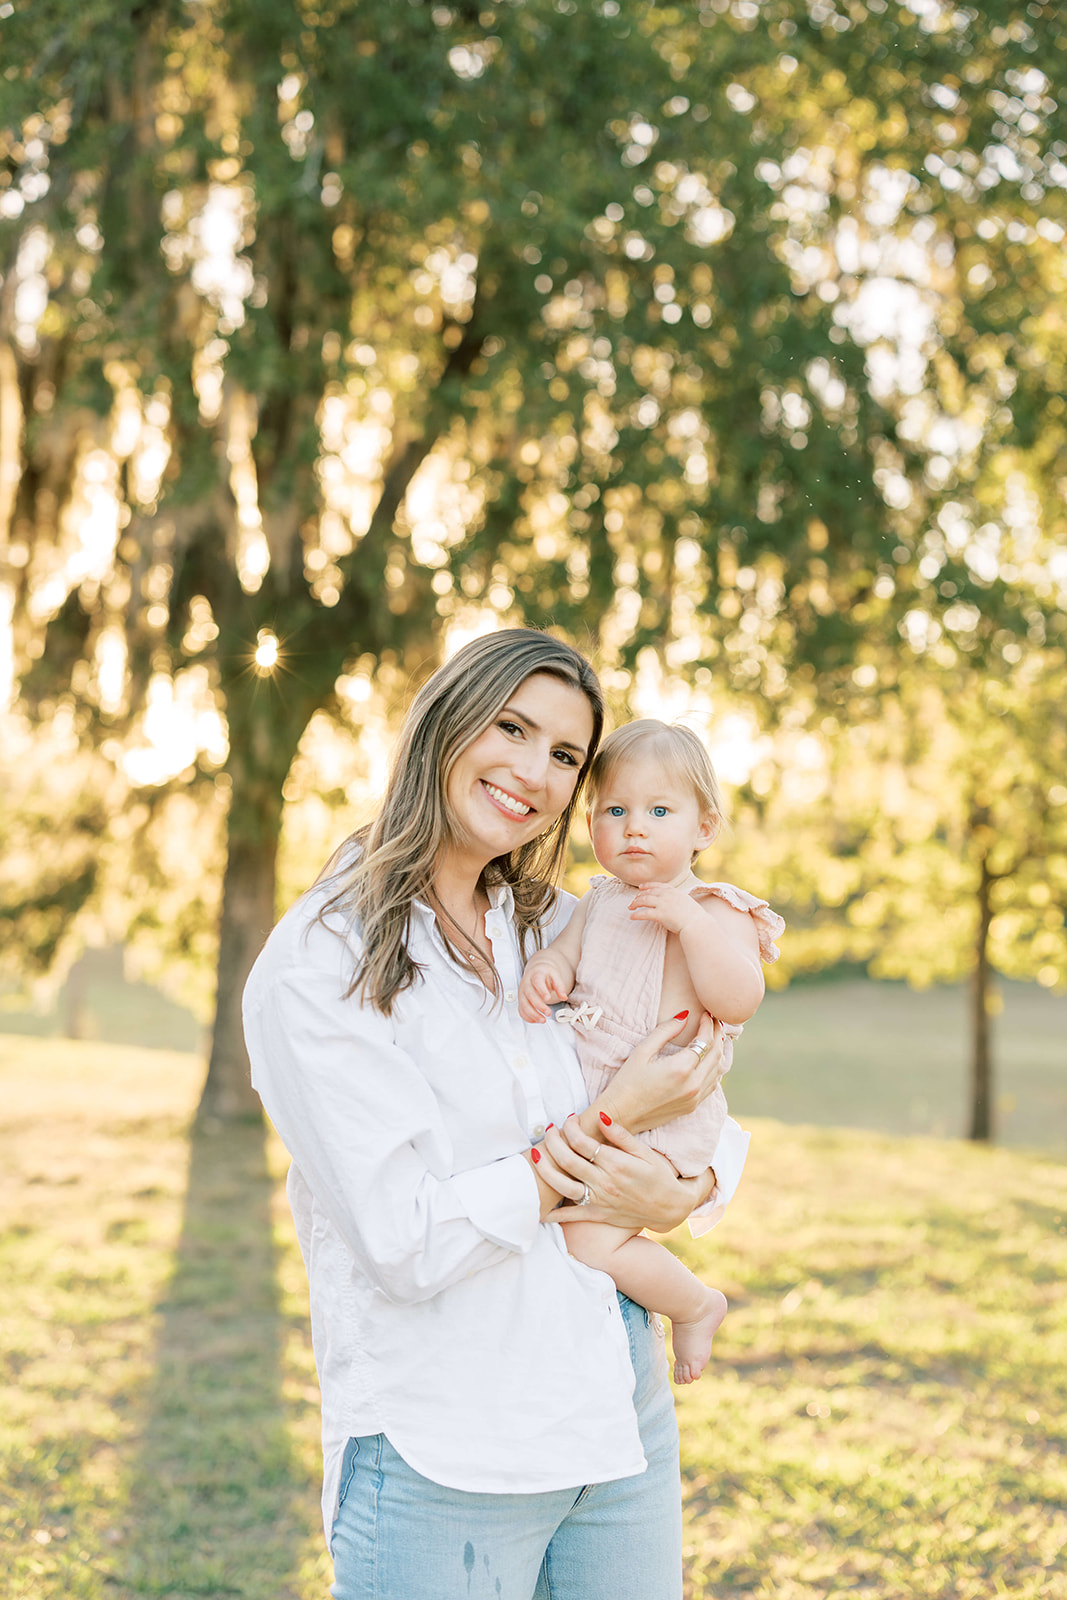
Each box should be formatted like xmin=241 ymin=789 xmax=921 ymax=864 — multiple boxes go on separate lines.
xmin=6 ymin=0 xmax=1066 ymax=735
xmin=720 ymin=645 xmax=1067 ymax=995
xmin=2 ymin=0 xmax=1066 ymax=1103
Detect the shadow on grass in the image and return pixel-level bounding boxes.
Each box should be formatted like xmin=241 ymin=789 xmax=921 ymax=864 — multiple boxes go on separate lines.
xmin=111 ymin=1117 xmax=311 ymax=1599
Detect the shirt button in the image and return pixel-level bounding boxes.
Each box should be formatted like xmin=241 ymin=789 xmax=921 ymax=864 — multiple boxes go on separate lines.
xmin=505 ymin=990 xmax=516 ymax=1003
xmin=514 ymin=1054 xmax=529 ymax=1071
xmin=531 ymin=1124 xmax=546 ymax=1141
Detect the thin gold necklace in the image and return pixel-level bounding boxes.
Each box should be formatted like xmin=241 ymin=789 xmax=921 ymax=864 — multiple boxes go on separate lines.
xmin=430 ymin=891 xmax=495 ymax=970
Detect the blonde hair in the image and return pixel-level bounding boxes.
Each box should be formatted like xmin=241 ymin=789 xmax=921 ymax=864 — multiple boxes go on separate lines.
xmin=588 ymin=720 xmax=727 ymax=845
xmin=319 ymin=629 xmax=604 ymax=1013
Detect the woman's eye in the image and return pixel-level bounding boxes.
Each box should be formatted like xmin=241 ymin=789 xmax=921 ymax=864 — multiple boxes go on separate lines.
xmin=552 ymin=749 xmax=577 ymax=766
xmin=497 ymin=720 xmax=522 ymax=736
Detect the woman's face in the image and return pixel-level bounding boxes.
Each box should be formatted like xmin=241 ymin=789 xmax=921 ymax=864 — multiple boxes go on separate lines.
xmin=444 ymin=672 xmax=595 ymax=870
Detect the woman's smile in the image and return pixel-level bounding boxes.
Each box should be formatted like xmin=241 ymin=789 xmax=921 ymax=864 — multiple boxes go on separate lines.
xmin=480 ymin=780 xmax=535 ymax=818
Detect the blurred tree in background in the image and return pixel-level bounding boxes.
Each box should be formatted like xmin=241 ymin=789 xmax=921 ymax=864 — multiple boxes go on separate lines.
xmin=721 ymin=638 xmax=1067 ymax=1140
xmin=1 ymin=0 xmax=1064 ymax=1124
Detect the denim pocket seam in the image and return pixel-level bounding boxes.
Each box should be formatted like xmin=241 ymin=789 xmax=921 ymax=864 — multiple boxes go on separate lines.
xmin=335 ymin=1435 xmax=361 ymax=1515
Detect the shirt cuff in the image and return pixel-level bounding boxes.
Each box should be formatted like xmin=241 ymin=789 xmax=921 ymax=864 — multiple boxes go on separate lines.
xmin=451 ymin=1152 xmax=542 ymax=1254
xmin=688 ymin=1117 xmax=750 ymax=1238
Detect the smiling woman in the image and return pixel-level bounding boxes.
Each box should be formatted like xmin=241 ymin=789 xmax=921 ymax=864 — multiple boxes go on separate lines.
xmin=243 ymin=628 xmax=748 ymax=1600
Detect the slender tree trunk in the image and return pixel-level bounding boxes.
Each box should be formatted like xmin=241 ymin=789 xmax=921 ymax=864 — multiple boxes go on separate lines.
xmin=63 ymin=956 xmax=88 ymax=1040
xmin=968 ymin=853 xmax=994 ymax=1142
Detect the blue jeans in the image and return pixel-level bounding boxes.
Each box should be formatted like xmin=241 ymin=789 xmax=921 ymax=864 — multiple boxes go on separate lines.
xmin=330 ymin=1294 xmax=682 ymax=1600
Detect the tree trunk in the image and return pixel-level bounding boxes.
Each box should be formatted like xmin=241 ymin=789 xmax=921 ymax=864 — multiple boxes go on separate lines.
xmin=198 ymin=674 xmax=311 ymax=1121
xmin=198 ymin=825 xmax=280 ymax=1121
xmin=968 ymin=853 xmax=994 ymax=1142
xmin=63 ymin=956 xmax=89 ymax=1040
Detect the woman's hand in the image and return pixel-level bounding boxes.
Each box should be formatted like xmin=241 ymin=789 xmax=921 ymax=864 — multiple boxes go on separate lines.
xmin=540 ymin=1115 xmax=714 ymax=1233
xmin=601 ymin=1012 xmax=728 ymax=1133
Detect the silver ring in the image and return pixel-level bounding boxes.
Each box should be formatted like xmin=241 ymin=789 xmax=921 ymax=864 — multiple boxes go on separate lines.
xmin=690 ymin=1039 xmax=710 ymax=1060
xmin=580 ymin=1183 xmax=592 ymax=1206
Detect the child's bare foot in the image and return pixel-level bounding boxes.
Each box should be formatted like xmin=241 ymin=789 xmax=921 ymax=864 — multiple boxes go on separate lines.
xmin=671 ymin=1287 xmax=728 ymax=1384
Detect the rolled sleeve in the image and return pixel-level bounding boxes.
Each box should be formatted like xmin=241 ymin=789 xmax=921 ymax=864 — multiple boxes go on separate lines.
xmin=451 ymin=1155 xmax=541 ymax=1254
xmin=687 ymin=1115 xmax=750 ymax=1238
xmin=243 ymin=916 xmax=541 ymax=1305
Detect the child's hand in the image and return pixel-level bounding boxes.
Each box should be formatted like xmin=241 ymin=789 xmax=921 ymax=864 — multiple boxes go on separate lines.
xmin=518 ymin=964 xmax=571 ymax=1023
xmin=628 ymin=882 xmax=701 ymax=935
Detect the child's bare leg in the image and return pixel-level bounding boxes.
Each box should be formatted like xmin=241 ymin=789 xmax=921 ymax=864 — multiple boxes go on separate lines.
xmin=561 ymin=1220 xmax=727 ymax=1384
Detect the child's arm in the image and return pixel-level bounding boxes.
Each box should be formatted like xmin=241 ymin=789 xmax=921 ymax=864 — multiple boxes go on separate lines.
xmin=628 ymin=883 xmax=765 ymax=1026
xmin=517 ymin=895 xmax=590 ymax=1022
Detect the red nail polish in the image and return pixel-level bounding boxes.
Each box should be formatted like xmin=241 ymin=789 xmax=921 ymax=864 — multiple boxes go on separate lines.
xmin=673 ymin=1010 xmax=690 ymax=1021
xmin=600 ymin=1112 xmax=612 ymax=1126
xmin=546 ymin=1123 xmax=554 ymax=1130
xmin=531 ymin=1147 xmax=541 ymax=1163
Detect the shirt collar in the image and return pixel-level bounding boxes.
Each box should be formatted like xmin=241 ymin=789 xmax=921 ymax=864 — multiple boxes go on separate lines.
xmin=411 ymin=877 xmax=516 ymax=921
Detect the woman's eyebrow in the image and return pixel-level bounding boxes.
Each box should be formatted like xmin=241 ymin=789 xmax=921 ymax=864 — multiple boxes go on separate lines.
xmin=501 ymin=705 xmax=588 ymax=757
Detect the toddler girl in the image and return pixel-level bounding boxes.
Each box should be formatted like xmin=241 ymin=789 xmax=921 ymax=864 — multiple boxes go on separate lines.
xmin=518 ymin=720 xmax=784 ymax=1383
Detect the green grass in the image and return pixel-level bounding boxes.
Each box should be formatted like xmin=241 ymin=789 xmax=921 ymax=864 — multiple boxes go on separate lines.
xmin=2 ymin=1034 xmax=1066 ymax=1598
xmin=0 ymin=947 xmax=202 ymax=1053
xmin=0 ymin=1036 xmax=329 ymax=1599
xmin=731 ymin=977 xmax=1067 ymax=1149
xmin=5 ymin=959 xmax=1063 ymax=1148
xmin=673 ymin=1128 xmax=1067 ymax=1598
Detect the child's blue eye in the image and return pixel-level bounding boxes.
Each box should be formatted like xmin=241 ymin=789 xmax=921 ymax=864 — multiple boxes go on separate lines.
xmin=607 ymin=806 xmax=625 ymax=817
xmin=651 ymin=806 xmax=668 ymax=817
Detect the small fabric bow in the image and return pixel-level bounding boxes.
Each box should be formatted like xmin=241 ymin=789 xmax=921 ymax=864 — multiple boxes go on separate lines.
xmin=554 ymin=1002 xmax=604 ymax=1029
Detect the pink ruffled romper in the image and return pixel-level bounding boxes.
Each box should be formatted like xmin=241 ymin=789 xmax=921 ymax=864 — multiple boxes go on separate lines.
xmin=561 ymin=876 xmax=785 ymax=1178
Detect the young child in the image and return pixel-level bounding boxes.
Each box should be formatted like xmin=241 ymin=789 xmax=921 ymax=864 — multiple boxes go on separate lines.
xmin=518 ymin=720 xmax=784 ymax=1383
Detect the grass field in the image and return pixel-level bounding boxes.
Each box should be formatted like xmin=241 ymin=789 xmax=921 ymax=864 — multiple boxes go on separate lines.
xmin=3 ymin=1034 xmax=1066 ymax=1599
xmin=731 ymin=976 xmax=1067 ymax=1150
xmin=4 ymin=955 xmax=1065 ymax=1149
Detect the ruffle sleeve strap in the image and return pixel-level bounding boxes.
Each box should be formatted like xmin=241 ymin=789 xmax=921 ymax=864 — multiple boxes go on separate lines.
xmin=691 ymin=881 xmax=785 ymax=964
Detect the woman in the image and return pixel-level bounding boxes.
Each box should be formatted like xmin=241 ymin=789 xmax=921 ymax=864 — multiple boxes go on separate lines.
xmin=243 ymin=629 xmax=748 ymax=1600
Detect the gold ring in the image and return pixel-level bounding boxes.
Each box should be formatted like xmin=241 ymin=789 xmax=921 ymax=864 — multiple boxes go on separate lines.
xmin=690 ymin=1039 xmax=710 ymax=1060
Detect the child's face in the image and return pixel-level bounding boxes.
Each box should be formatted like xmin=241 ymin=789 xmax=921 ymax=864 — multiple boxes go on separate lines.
xmin=587 ymin=751 xmax=716 ymax=888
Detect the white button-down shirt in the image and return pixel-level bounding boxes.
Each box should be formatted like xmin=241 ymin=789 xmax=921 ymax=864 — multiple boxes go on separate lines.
xmin=243 ymin=873 xmax=748 ymax=1542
